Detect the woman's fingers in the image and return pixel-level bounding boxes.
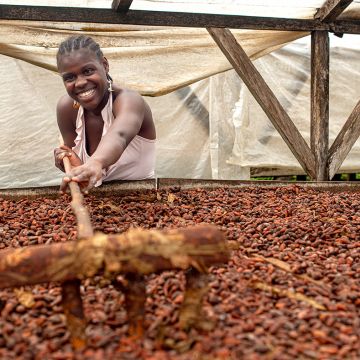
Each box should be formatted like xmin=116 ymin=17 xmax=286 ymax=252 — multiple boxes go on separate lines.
xmin=54 ymin=148 xmax=72 ymax=160
xmin=60 ymin=161 xmax=101 ymax=194
xmin=84 ymin=177 xmax=97 ymax=193
xmin=54 ymin=147 xmax=83 ymax=171
xmin=70 ymin=168 xmax=89 ymax=182
xmin=59 ymin=152 xmax=72 ymax=160
xmin=59 ymin=175 xmax=72 ymax=193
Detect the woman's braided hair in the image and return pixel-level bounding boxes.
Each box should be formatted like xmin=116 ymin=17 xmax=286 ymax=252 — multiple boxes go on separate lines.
xmin=57 ymin=35 xmax=114 ymax=83
xmin=56 ymin=35 xmax=104 ymax=66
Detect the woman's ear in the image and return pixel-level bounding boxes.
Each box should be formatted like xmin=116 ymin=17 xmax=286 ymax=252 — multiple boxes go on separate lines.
xmin=103 ymin=57 xmax=110 ymax=73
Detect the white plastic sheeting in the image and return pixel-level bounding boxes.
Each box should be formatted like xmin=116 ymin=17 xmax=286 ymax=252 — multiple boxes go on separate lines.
xmin=0 ymin=53 xmax=249 ymax=189
xmin=2 ymin=34 xmax=358 ymax=188
xmin=0 ymin=0 xmax=359 ymax=96
xmin=229 ymin=36 xmax=360 ymax=174
xmin=0 ymin=1 xmax=359 ymax=187
xmin=0 ymin=22 xmax=306 ymax=96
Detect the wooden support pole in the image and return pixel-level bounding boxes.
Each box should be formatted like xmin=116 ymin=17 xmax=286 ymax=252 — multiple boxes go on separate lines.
xmin=315 ymin=0 xmax=353 ymax=22
xmin=311 ymin=31 xmax=330 ymax=181
xmin=179 ymin=268 xmax=212 ymax=331
xmin=117 ymin=274 xmax=147 ymax=337
xmin=207 ymin=27 xmax=316 ymax=179
xmin=0 ymin=225 xmax=229 ymax=289
xmin=61 ymin=155 xmax=93 ymax=349
xmin=62 ymin=156 xmax=93 ymax=240
xmin=328 ymin=100 xmax=360 ymax=178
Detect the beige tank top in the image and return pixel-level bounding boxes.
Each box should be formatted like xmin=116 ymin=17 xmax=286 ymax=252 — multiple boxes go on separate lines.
xmin=72 ymin=94 xmax=156 ymax=186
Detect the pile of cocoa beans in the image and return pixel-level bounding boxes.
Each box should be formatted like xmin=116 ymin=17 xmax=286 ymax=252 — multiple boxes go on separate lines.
xmin=0 ymin=185 xmax=359 ymax=359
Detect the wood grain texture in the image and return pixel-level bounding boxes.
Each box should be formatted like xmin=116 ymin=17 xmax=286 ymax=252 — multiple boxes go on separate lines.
xmin=61 ymin=154 xmax=93 ymax=349
xmin=0 ymin=6 xmax=359 ymax=34
xmin=0 ymin=225 xmax=229 ymax=289
xmin=328 ymin=100 xmax=360 ymax=178
xmin=207 ymin=27 xmax=316 ymax=179
xmin=311 ymin=31 xmax=329 ymax=180
xmin=112 ymin=0 xmax=133 ymax=12
xmin=315 ymin=0 xmax=353 ymax=22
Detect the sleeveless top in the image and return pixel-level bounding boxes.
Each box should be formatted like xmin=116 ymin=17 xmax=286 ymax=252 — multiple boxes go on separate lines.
xmin=72 ymin=94 xmax=156 ymax=186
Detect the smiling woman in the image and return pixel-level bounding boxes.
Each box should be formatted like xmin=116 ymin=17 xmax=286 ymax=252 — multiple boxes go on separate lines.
xmin=54 ymin=35 xmax=156 ymax=192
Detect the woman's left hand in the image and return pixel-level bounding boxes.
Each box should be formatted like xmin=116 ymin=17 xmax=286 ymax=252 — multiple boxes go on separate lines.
xmin=61 ymin=159 xmax=103 ymax=193
xmin=54 ymin=145 xmax=83 ymax=172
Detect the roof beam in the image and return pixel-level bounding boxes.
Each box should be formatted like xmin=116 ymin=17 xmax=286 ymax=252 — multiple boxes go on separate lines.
xmin=315 ymin=0 xmax=353 ymax=22
xmin=112 ymin=0 xmax=133 ymax=13
xmin=0 ymin=5 xmax=359 ymax=34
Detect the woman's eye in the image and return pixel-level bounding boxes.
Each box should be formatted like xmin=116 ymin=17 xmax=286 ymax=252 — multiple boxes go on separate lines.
xmin=84 ymin=68 xmax=94 ymax=76
xmin=63 ymin=75 xmax=75 ymax=82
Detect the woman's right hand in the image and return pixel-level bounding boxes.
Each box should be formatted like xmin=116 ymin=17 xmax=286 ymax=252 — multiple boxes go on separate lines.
xmin=54 ymin=145 xmax=82 ymax=172
xmin=60 ymin=159 xmax=103 ymax=194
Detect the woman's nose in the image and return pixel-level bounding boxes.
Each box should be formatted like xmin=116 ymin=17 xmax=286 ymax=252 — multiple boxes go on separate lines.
xmin=75 ymin=75 xmax=86 ymax=87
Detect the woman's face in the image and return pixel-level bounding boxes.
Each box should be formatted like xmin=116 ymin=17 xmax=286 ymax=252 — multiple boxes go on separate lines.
xmin=58 ymin=48 xmax=109 ymax=112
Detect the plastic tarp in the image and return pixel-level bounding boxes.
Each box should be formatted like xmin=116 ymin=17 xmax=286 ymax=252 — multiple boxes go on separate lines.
xmin=2 ymin=35 xmax=359 ymax=188
xmin=0 ymin=1 xmax=358 ymax=96
xmin=0 ymin=21 xmax=307 ymax=96
xmin=0 ymin=53 xmax=248 ymax=188
xmin=0 ymin=0 xmax=359 ymax=187
xmin=229 ymin=36 xmax=360 ymax=175
xmin=4 ymin=0 xmax=360 ymax=96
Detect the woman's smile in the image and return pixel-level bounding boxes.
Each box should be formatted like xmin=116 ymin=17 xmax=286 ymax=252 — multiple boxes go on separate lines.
xmin=77 ymin=88 xmax=96 ymax=100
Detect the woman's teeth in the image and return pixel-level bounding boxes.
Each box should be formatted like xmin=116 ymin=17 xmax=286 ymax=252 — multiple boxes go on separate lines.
xmin=78 ymin=89 xmax=95 ymax=99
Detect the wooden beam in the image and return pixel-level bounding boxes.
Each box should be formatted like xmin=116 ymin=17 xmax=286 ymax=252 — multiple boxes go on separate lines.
xmin=207 ymin=27 xmax=316 ymax=179
xmin=311 ymin=31 xmax=329 ymax=180
xmin=328 ymin=100 xmax=360 ymax=179
xmin=0 ymin=6 xmax=360 ymax=34
xmin=0 ymin=225 xmax=229 ymax=289
xmin=315 ymin=0 xmax=353 ymax=22
xmin=112 ymin=0 xmax=133 ymax=12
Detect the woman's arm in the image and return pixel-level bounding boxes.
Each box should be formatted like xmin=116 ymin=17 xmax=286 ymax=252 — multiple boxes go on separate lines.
xmin=54 ymin=95 xmax=81 ymax=172
xmin=57 ymin=95 xmax=78 ymax=147
xmin=91 ymin=90 xmax=145 ymax=168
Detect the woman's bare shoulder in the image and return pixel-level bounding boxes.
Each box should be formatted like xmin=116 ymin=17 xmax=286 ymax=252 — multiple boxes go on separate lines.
xmin=112 ymin=87 xmax=145 ymax=112
xmin=56 ymin=95 xmax=78 ymax=124
xmin=113 ymin=86 xmax=142 ymax=99
xmin=57 ymin=94 xmax=75 ymax=110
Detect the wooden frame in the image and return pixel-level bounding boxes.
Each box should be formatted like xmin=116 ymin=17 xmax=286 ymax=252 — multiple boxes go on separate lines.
xmin=0 ymin=5 xmax=359 ymax=33
xmin=311 ymin=31 xmax=329 ymax=180
xmin=112 ymin=0 xmax=133 ymax=12
xmin=207 ymin=27 xmax=317 ymax=179
xmin=0 ymin=0 xmax=359 ymax=180
xmin=315 ymin=0 xmax=354 ymax=22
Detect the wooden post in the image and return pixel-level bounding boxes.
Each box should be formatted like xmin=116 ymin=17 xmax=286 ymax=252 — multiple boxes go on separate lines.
xmin=179 ymin=268 xmax=212 ymax=331
xmin=311 ymin=30 xmax=329 ymax=180
xmin=114 ymin=274 xmax=147 ymax=337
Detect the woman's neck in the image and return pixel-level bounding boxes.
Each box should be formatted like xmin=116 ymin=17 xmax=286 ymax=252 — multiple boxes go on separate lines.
xmin=88 ymin=91 xmax=111 ymax=116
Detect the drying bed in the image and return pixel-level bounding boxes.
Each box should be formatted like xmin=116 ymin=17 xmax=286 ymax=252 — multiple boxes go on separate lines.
xmin=0 ymin=181 xmax=359 ymax=359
